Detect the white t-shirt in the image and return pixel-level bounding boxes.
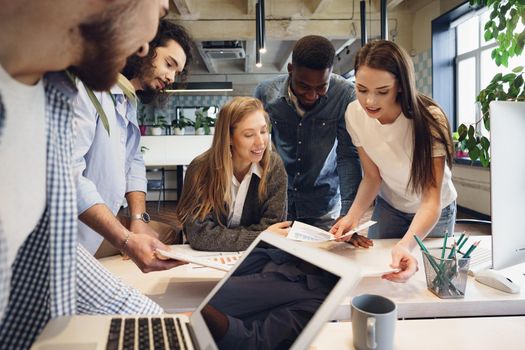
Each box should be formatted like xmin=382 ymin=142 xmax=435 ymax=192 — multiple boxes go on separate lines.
xmin=0 ymin=64 xmax=47 ymax=267
xmin=228 ymin=163 xmax=263 ymax=227
xmin=345 ymin=100 xmax=457 ymax=213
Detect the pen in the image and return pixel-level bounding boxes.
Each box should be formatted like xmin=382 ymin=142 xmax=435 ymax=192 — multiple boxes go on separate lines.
xmin=457 ymin=235 xmax=469 ymax=253
xmin=441 ymin=233 xmax=449 ymax=259
xmin=462 ymin=241 xmax=480 ymax=258
xmin=456 ymin=232 xmax=465 ymax=247
xmin=447 ymin=242 xmax=457 ymax=259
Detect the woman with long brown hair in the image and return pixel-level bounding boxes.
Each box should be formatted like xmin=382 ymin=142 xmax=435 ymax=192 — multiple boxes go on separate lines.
xmin=332 ymin=40 xmax=457 ymax=282
xmin=176 ymin=97 xmax=290 ymax=251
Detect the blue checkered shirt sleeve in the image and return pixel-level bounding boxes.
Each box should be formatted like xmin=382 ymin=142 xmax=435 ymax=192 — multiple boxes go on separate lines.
xmin=76 ymin=245 xmax=163 ymax=315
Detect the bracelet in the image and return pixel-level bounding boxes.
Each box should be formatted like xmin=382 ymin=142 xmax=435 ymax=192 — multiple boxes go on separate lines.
xmin=121 ymin=232 xmax=132 ymax=251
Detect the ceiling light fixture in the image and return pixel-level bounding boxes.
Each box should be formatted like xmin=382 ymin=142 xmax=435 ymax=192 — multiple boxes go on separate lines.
xmin=380 ymin=0 xmax=388 ymax=40
xmin=165 ymin=82 xmax=233 ymax=93
xmin=360 ymin=0 xmax=367 ymax=46
xmin=255 ymin=1 xmax=263 ymax=67
xmin=258 ymin=0 xmax=266 ymax=54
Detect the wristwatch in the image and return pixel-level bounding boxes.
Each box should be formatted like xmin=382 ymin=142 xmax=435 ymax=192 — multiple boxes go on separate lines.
xmin=130 ymin=212 xmax=151 ymax=223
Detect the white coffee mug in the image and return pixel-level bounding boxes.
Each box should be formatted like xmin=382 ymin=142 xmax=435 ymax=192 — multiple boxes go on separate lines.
xmin=351 ymin=294 xmax=397 ymax=350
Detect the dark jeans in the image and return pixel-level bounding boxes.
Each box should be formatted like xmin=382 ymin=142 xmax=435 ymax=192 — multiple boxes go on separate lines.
xmin=368 ymin=197 xmax=457 ymax=239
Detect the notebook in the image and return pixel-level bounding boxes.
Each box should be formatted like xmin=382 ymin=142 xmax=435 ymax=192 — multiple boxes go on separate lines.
xmin=31 ymin=231 xmax=361 ymax=350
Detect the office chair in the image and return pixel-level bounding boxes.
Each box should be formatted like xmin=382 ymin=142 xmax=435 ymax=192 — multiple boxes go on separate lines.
xmin=146 ymin=168 xmax=166 ymax=212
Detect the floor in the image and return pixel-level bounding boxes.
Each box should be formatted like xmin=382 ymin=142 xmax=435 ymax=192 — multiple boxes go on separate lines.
xmin=145 ymin=200 xmax=491 ymax=236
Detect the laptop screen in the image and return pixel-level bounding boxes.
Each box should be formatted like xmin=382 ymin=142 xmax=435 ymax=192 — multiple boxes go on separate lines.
xmin=199 ymin=241 xmax=340 ymax=350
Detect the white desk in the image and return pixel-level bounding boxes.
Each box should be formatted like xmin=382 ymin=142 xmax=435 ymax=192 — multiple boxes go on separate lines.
xmin=31 ymin=314 xmax=525 ymax=349
xmin=100 ymin=237 xmax=525 ymax=318
xmin=322 ymin=237 xmax=525 ymax=320
xmin=310 ymin=316 xmax=525 ymax=349
xmin=99 ymin=245 xmax=225 ymax=312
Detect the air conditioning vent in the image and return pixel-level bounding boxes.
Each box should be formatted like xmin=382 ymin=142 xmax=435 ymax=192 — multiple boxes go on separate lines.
xmin=201 ymin=41 xmax=246 ymax=60
xmin=203 ymin=48 xmax=245 ymax=59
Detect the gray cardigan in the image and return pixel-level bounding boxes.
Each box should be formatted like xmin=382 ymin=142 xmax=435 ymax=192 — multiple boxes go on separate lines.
xmin=184 ymin=151 xmax=287 ymax=251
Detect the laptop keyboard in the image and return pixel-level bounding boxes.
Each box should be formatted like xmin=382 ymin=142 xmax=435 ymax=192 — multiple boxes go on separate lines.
xmin=106 ymin=316 xmax=189 ymax=350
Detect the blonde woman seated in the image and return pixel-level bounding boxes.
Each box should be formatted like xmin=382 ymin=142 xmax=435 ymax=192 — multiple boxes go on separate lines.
xmin=176 ymin=97 xmax=290 ymax=251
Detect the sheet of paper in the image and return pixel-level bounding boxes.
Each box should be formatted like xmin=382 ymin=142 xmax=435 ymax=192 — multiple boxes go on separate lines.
xmin=287 ymin=220 xmax=376 ymax=242
xmin=155 ymin=249 xmax=242 ymax=271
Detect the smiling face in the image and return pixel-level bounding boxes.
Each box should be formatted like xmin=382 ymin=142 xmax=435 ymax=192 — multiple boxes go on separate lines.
xmin=138 ymin=39 xmax=187 ymax=91
xmin=355 ymin=65 xmax=402 ymax=124
xmin=231 ymin=110 xmax=269 ymax=172
xmin=288 ymin=64 xmax=331 ymax=110
xmin=73 ymin=0 xmax=169 ymax=90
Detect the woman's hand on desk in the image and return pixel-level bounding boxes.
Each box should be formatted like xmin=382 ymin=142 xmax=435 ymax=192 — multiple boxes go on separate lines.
xmin=124 ymin=233 xmax=188 ymax=273
xmin=382 ymin=243 xmax=418 ymax=283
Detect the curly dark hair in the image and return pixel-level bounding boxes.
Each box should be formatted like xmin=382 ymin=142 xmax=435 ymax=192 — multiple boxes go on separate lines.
xmin=122 ymin=19 xmax=194 ymax=104
xmin=292 ymin=35 xmax=335 ymax=70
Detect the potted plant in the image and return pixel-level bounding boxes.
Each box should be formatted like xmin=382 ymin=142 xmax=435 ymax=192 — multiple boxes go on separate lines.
xmin=194 ymin=108 xmax=207 ymax=135
xmin=205 ymin=116 xmax=216 ymax=135
xmin=457 ymin=0 xmax=525 ymax=167
xmin=171 ymin=116 xmax=192 ymax=136
xmin=151 ymin=115 xmax=167 ymax=136
xmin=137 ymin=105 xmax=148 ymax=136
xmin=453 ymin=132 xmax=469 ymax=158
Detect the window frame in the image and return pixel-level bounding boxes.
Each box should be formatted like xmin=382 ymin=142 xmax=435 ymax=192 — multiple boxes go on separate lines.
xmin=454 ymin=11 xmax=498 ymax=136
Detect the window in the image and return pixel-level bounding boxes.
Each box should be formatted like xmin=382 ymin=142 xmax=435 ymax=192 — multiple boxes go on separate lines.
xmin=455 ymin=10 xmax=522 ymax=137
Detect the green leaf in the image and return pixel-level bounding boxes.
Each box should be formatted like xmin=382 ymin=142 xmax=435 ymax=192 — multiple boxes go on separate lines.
xmin=469 ymin=146 xmax=480 ymax=161
xmin=480 ymin=136 xmax=490 ymax=150
xmin=484 ymin=30 xmax=493 ymax=41
xmin=468 ymin=125 xmax=475 ymax=138
xmin=513 ymin=66 xmax=524 ymax=73
xmin=491 ymin=72 xmax=503 ymax=83
xmin=502 ymin=73 xmax=516 ymax=82
xmin=495 ymin=54 xmax=502 ymax=66
xmin=458 ymin=124 xmax=468 ymax=140
xmin=514 ymin=74 xmax=524 ymax=88
xmin=498 ymin=16 xmax=507 ymax=30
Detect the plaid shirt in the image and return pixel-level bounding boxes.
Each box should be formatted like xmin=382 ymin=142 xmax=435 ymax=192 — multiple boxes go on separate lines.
xmin=0 ymin=72 xmax=162 ymax=349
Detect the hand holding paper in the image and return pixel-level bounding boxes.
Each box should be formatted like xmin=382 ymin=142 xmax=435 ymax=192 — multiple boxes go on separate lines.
xmin=155 ymin=249 xmax=242 ymax=272
xmin=287 ymin=220 xmax=376 ymax=244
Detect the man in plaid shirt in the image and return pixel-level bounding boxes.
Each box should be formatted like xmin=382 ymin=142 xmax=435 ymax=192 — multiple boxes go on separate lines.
xmin=0 ymin=1 xmax=176 ymax=348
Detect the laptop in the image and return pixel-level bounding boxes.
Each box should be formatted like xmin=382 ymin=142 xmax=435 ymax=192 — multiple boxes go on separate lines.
xmin=31 ymin=232 xmax=361 ymax=350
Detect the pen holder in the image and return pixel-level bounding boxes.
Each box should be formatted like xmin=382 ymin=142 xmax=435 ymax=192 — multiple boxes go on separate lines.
xmin=421 ymin=248 xmax=470 ymax=299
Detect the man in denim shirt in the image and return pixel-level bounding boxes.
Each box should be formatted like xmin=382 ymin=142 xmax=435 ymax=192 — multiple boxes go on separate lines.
xmin=255 ymin=35 xmax=361 ymax=230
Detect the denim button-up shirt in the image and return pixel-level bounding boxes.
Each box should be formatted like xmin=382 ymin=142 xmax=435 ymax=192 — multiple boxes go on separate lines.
xmin=255 ymin=74 xmax=361 ymax=220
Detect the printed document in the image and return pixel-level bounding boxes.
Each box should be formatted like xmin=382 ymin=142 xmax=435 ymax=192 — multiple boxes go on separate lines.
xmin=287 ymin=220 xmax=376 ymax=242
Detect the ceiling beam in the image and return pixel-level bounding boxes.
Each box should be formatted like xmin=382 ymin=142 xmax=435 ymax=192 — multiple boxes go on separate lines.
xmin=244 ymin=40 xmax=255 ymax=73
xmin=179 ymin=19 xmax=359 ymax=41
xmin=387 ymin=0 xmax=404 ymax=9
xmin=246 ymin=0 xmax=256 ymax=15
xmin=171 ymin=0 xmax=194 ymax=16
xmin=195 ymin=42 xmax=218 ymax=74
xmin=305 ymin=0 xmax=332 ymax=14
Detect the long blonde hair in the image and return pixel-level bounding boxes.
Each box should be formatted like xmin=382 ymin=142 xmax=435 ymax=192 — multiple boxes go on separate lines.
xmin=176 ymin=97 xmax=271 ymax=226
